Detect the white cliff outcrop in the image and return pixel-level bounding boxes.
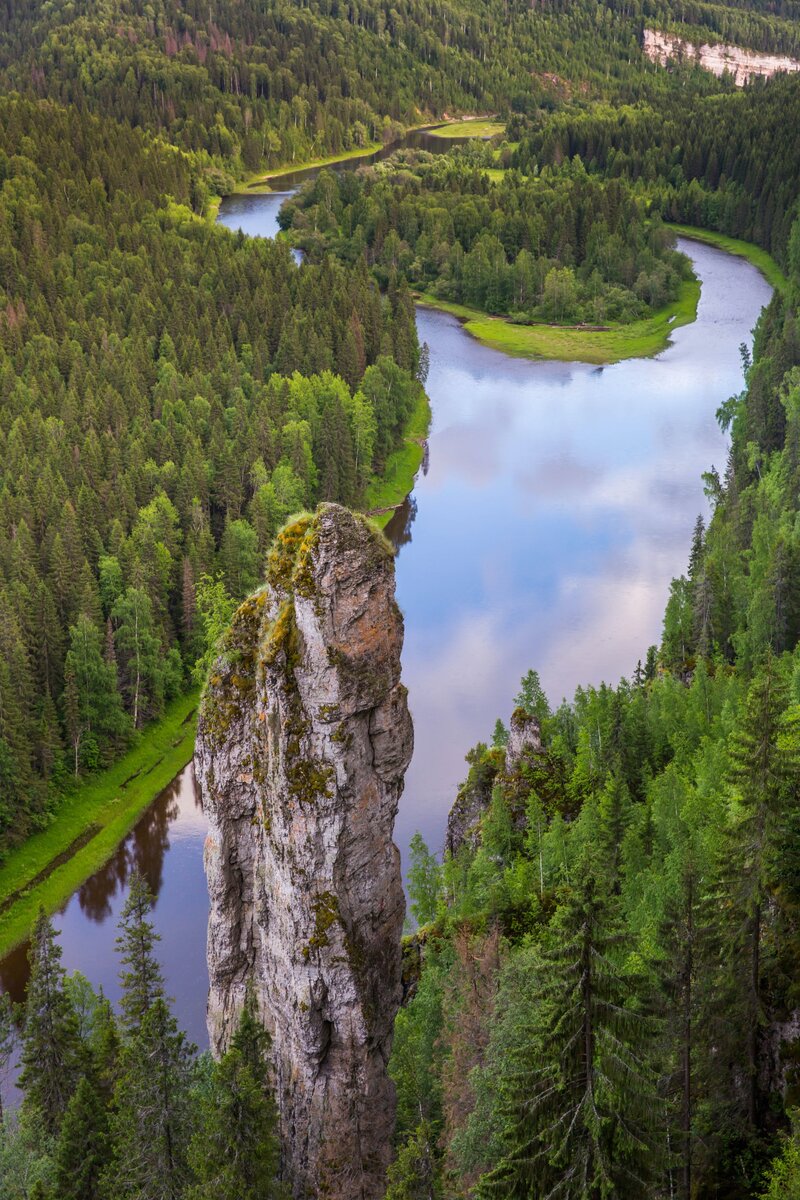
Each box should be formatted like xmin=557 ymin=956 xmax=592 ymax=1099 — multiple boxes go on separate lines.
xmin=643 ymin=28 xmax=800 ymax=85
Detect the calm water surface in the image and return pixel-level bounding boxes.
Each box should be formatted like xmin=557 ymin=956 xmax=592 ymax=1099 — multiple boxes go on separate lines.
xmin=0 ymin=190 xmax=772 ymax=1097
xmin=216 ymin=126 xmax=476 ymax=239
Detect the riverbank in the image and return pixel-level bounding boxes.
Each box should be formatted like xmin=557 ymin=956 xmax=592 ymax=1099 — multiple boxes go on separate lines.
xmin=0 ymin=692 xmax=198 ymax=958
xmin=205 ymin=142 xmax=387 ymax=220
xmin=667 ymin=224 xmax=788 ymax=292
xmin=414 ymin=276 xmax=701 ymax=365
xmin=0 ymin=382 xmax=431 ymax=953
xmin=427 ymin=119 xmax=505 ymax=138
xmin=363 ymin=388 xmax=431 ymax=527
xmin=205 ymin=117 xmax=509 ymax=220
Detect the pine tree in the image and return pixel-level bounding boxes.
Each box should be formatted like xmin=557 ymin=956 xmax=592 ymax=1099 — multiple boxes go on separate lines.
xmin=18 ymin=909 xmax=82 ymax=1136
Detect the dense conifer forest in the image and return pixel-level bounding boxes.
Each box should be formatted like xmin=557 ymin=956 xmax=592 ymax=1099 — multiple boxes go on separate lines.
xmin=512 ymin=75 xmax=800 ymax=266
xmin=281 ymin=150 xmax=692 ymax=324
xmin=0 ymin=96 xmax=421 ymax=853
xmin=1 ymin=0 xmax=800 ymax=1194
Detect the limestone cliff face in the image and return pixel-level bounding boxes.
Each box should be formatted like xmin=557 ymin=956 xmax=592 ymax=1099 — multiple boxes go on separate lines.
xmin=195 ymin=504 xmax=413 ymax=1200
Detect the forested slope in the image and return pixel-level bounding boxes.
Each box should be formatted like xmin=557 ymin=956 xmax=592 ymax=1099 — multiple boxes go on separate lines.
xmin=513 ymin=73 xmax=800 ymax=266
xmin=0 ymin=0 xmax=726 ymax=176
xmin=0 ymin=96 xmax=421 ymax=854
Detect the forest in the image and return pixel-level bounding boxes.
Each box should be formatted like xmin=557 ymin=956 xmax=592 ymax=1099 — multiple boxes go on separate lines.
xmin=511 ymin=73 xmax=800 ymax=267
xmin=1 ymin=0 xmax=800 ymax=1194
xmin=0 ymin=877 xmax=285 ymax=1198
xmin=0 ymin=95 xmax=421 ymax=855
xmin=281 ymin=151 xmax=692 ymax=324
xmin=0 ymin=0 xmax=745 ymax=180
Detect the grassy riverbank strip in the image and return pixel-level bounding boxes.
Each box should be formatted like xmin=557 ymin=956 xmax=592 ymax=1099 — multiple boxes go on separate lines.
xmin=205 ymin=142 xmax=387 ymax=219
xmin=206 ymin=119 xmax=508 ymax=219
xmin=414 ymin=276 xmax=701 ymax=365
xmin=0 ymin=693 xmax=198 ymax=959
xmin=668 ymin=224 xmax=788 ymax=292
xmin=247 ymin=142 xmax=385 ymax=188
xmin=364 ymin=389 xmax=431 ymax=527
xmin=428 ymin=118 xmax=505 ymax=139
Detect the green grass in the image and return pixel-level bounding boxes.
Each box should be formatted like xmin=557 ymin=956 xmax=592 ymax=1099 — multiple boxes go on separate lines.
xmin=414 ymin=277 xmax=701 ymax=366
xmin=363 ymin=390 xmax=431 ymax=527
xmin=0 ymin=692 xmax=198 ymax=959
xmin=428 ymin=119 xmax=506 ymax=139
xmin=248 ymin=142 xmax=385 ymax=186
xmin=667 ymin=224 xmax=787 ymax=292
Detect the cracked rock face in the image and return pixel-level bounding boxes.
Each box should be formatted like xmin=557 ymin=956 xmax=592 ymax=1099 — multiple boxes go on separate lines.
xmin=195 ymin=504 xmax=413 ymax=1200
xmin=505 ymin=707 xmax=541 ymax=770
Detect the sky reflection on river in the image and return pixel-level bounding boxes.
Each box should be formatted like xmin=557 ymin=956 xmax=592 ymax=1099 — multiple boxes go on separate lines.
xmin=392 ymin=241 xmax=770 ymax=856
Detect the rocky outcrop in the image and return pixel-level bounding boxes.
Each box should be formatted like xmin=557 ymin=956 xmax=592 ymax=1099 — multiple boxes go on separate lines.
xmin=505 ymin=706 xmax=542 ymax=770
xmin=643 ymin=27 xmax=800 ymax=85
xmin=445 ymin=709 xmax=542 ymax=857
xmin=445 ymin=749 xmax=500 ymax=858
xmin=195 ymin=504 xmax=413 ymax=1200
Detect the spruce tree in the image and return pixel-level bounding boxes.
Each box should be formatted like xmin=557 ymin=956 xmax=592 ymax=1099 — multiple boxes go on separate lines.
xmin=481 ymin=864 xmax=663 ymax=1199
xmin=715 ymin=654 xmax=800 ymax=1132
xmin=18 ymin=908 xmax=82 ymax=1136
xmin=188 ymin=994 xmax=282 ymax=1200
xmin=655 ymin=856 xmax=708 ymax=1200
xmin=104 ymin=997 xmax=196 ymax=1200
xmin=116 ymin=870 xmax=165 ymax=1033
xmin=54 ymin=1073 xmax=110 ymax=1200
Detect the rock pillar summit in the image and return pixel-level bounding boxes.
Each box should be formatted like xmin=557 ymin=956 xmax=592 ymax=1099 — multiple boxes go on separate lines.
xmin=195 ymin=504 xmax=413 ymax=1199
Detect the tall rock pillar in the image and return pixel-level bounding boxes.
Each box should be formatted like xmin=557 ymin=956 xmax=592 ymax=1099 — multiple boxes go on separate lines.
xmin=195 ymin=504 xmax=413 ymax=1199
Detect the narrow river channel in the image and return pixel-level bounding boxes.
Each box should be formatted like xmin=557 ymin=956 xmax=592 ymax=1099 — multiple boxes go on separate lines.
xmin=0 ymin=170 xmax=772 ymax=1082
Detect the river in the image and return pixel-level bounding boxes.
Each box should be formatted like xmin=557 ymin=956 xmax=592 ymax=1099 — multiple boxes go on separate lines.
xmin=0 ymin=162 xmax=772 ymax=1089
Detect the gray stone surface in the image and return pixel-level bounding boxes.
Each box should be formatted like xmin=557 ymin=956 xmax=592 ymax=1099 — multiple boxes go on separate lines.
xmin=195 ymin=504 xmax=413 ymax=1200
